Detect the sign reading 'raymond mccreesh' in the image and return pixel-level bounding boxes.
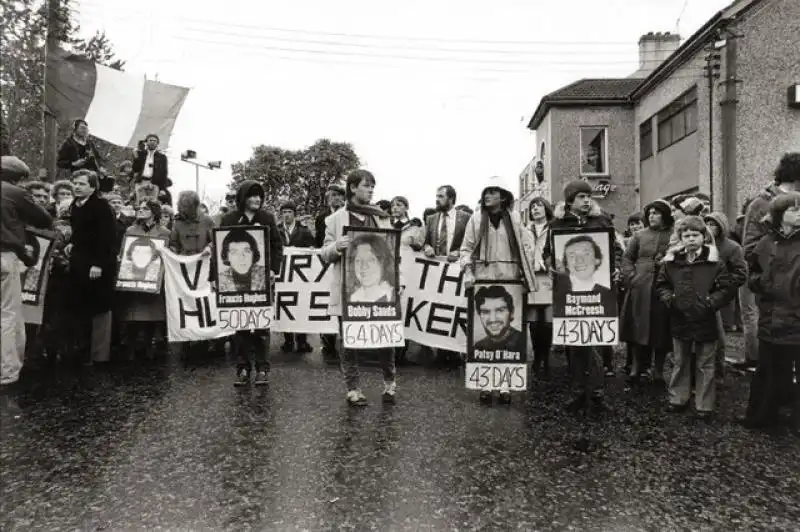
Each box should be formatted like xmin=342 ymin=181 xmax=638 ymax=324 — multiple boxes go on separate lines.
xmin=213 ymin=226 xmax=272 ymax=331
xmin=466 ymin=280 xmax=527 ymax=391
xmin=550 ymin=227 xmax=619 ymax=346
xmin=341 ymin=227 xmax=404 ymax=349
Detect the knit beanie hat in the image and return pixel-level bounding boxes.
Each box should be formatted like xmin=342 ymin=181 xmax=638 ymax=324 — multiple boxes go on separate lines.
xmin=679 ymin=196 xmax=704 ymax=216
xmin=563 ymin=179 xmax=592 ymax=204
xmin=1 ymin=155 xmax=31 ymax=182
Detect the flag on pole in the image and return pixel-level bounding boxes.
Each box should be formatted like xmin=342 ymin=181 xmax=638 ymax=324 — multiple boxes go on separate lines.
xmin=46 ymin=48 xmax=190 ymax=148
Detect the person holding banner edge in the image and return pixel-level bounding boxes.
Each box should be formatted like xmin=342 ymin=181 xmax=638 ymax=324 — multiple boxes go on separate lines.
xmin=544 ymin=179 xmax=621 ymax=415
xmin=315 ymin=183 xmax=346 ymax=362
xmin=321 ymin=169 xmax=400 ymax=406
xmin=220 ymin=180 xmax=283 ymax=387
xmin=460 ymin=175 xmax=538 ymax=405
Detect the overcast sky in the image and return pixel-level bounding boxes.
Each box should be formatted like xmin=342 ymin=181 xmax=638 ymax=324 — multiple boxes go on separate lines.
xmin=74 ymin=0 xmax=731 ymax=216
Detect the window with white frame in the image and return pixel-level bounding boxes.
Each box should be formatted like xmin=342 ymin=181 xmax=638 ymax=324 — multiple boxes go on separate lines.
xmin=579 ymin=127 xmax=608 ymax=176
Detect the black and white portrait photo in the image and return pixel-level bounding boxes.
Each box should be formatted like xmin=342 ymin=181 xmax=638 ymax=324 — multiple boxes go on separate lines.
xmin=343 ymin=229 xmax=399 ymax=305
xmin=470 ymin=283 xmax=526 ymax=354
xmin=552 ymin=229 xmax=615 ymax=312
xmin=214 ymin=226 xmax=269 ymax=294
xmin=116 ymin=235 xmax=167 ymax=293
xmin=21 ymin=231 xmax=55 ymax=305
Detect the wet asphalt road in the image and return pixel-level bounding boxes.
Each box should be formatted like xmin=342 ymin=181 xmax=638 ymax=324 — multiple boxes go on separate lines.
xmin=1 ymin=335 xmax=799 ymax=531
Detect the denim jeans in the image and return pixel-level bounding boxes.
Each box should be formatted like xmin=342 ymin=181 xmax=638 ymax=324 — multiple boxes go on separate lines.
xmin=567 ymin=346 xmax=603 ymax=398
xmin=669 ymin=339 xmax=717 ymax=412
xmin=739 ymin=286 xmax=759 ymax=363
xmin=338 ymin=319 xmax=395 ymax=391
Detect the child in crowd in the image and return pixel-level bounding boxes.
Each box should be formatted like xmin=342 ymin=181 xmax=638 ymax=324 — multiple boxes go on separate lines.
xmin=656 ymin=216 xmax=736 ymax=420
xmin=742 ymin=192 xmax=800 ymax=435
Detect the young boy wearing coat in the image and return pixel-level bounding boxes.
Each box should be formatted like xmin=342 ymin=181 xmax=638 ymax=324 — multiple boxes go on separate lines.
xmin=655 ymin=216 xmax=736 ymax=420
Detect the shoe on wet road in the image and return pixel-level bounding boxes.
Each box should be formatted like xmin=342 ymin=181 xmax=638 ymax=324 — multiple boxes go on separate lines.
xmin=382 ymin=381 xmax=396 ymax=404
xmin=254 ymin=371 xmax=268 ymax=386
xmin=498 ymin=391 xmax=512 ymax=405
xmin=234 ymin=369 xmax=250 ymax=387
xmin=347 ymin=390 xmax=368 ymax=407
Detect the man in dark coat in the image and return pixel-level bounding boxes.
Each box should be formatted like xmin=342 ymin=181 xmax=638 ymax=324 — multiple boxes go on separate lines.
xmin=278 ymin=201 xmax=314 ymax=354
xmin=56 ymin=119 xmax=114 ymax=192
xmin=67 ymin=169 xmax=118 ymax=364
xmin=220 ymin=180 xmax=283 ymax=386
xmin=1 ymin=156 xmax=53 ymax=385
xmin=131 ymin=134 xmax=173 ymax=205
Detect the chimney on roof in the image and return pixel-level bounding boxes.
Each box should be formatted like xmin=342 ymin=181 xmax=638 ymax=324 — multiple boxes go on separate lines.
xmin=630 ymin=31 xmax=681 ymax=78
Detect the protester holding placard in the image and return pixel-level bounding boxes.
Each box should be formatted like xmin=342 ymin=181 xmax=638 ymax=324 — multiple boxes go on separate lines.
xmin=620 ymin=199 xmax=674 ymax=385
xmin=527 ymin=197 xmax=554 ymax=379
xmin=116 ymin=200 xmax=170 ymax=361
xmin=545 ymin=179 xmax=621 ymax=414
xmin=322 ymin=169 xmax=399 ymax=406
xmin=655 ymin=216 xmax=736 ymax=420
xmin=460 ymin=175 xmax=538 ymax=405
xmin=315 ymin=183 xmax=346 ymax=361
xmin=219 ymin=180 xmax=283 ymax=387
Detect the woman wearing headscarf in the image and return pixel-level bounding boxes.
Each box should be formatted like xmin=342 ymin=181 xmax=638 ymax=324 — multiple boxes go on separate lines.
xmin=620 ymin=199 xmax=674 ymax=385
xmin=118 ymin=199 xmax=171 ymax=361
xmin=460 ymin=175 xmax=538 ymax=405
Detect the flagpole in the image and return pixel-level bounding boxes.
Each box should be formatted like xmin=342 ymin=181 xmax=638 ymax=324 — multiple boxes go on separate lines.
xmin=42 ymin=0 xmax=59 ymax=182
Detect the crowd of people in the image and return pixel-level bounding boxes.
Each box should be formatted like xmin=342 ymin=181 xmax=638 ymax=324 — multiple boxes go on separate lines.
xmin=2 ymin=137 xmax=799 ymax=435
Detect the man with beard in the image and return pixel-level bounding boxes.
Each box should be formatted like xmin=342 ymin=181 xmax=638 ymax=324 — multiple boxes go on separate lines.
xmin=423 ymin=185 xmax=470 ymax=368
xmin=220 ymin=181 xmax=283 ymax=387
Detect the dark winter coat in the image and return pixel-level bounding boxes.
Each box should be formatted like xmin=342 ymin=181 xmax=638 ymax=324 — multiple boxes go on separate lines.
xmin=170 ymin=214 xmax=215 ymax=255
xmin=279 ymin=222 xmax=315 ymax=247
xmin=620 ymin=226 xmax=673 ymax=350
xmin=68 ymin=191 xmax=118 ymax=316
xmin=315 ymin=207 xmax=333 ymax=248
xmin=1 ymin=181 xmax=53 ymax=264
xmin=131 ymin=149 xmax=172 ymax=191
xmin=655 ymin=245 xmax=736 ymax=343
xmin=748 ymin=227 xmax=800 ymax=346
xmin=743 ymin=183 xmax=784 ymax=257
xmin=56 ymin=136 xmax=114 ymax=192
xmin=219 ymin=180 xmax=283 ymax=274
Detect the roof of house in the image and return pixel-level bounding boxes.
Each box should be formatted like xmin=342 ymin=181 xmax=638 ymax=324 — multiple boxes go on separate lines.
xmin=527 ymin=78 xmax=641 ymax=130
xmin=526 ymin=0 xmax=762 ymax=131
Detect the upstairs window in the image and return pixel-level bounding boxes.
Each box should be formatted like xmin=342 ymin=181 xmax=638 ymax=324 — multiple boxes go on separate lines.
xmin=657 ymin=87 xmax=698 ymax=150
xmin=580 ymin=127 xmax=608 ymax=176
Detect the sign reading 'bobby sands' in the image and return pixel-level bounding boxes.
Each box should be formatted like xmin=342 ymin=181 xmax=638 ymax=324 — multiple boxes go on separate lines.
xmin=341 ymin=227 xmax=404 ymax=349
xmin=213 ymin=226 xmax=272 ymax=332
xmin=551 ymin=227 xmax=618 ymax=346
xmin=466 ymin=281 xmax=527 ymax=391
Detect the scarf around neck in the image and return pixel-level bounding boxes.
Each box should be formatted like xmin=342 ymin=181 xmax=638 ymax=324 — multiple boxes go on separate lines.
xmin=472 ymin=208 xmax=520 ymax=265
xmin=347 ymin=201 xmax=390 ymax=219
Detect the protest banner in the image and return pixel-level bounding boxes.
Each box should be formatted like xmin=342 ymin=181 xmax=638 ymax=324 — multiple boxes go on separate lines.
xmin=161 ymin=248 xmax=234 ymax=342
xmin=115 ymin=235 xmax=167 ymax=294
xmin=341 ymin=227 xmax=404 ymax=349
xmin=272 ymin=246 xmax=338 ymax=334
xmin=402 ymin=251 xmax=468 ymax=353
xmin=22 ymin=229 xmax=56 ymax=325
xmin=213 ymin=226 xmax=272 ymax=332
xmin=465 ymin=281 xmax=528 ymax=391
xmin=550 ymin=227 xmax=619 ymax=346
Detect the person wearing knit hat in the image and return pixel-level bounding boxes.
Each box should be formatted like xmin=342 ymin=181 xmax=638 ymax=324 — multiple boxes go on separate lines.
xmin=1 ymin=156 xmax=53 ymax=386
xmin=620 ymin=198 xmax=676 ymax=385
xmin=544 ymin=178 xmax=621 ymax=414
xmin=459 ymin=175 xmax=539 ymax=405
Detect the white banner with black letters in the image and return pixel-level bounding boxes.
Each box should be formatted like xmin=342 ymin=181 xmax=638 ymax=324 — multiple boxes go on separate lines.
xmin=162 ymin=248 xmax=234 ymax=342
xmin=272 ymin=247 xmax=338 ymax=334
